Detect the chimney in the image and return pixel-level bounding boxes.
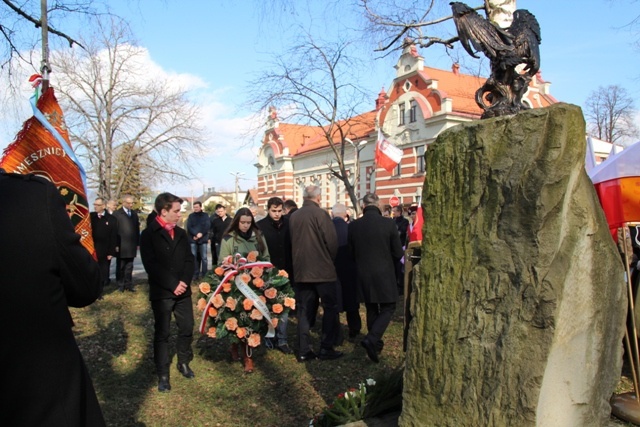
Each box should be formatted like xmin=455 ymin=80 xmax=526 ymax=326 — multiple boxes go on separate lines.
xmin=452 ymin=63 xmax=460 ymax=75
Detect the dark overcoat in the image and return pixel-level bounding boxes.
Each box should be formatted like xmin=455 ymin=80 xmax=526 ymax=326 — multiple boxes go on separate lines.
xmin=0 ymin=171 xmax=105 ymax=427
xmin=113 ymin=207 xmax=140 ymax=258
xmin=333 ymin=217 xmax=359 ymax=312
xmin=348 ymin=205 xmax=404 ymax=303
xmin=90 ymin=211 xmax=118 ymax=259
xmin=140 ymin=219 xmax=195 ymax=301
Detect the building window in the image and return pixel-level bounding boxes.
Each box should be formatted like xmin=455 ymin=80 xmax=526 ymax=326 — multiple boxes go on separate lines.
xmin=394 ymin=162 xmax=401 ymax=177
xmin=409 ymin=100 xmax=417 ymax=123
xmin=399 ymin=103 xmax=405 ymax=126
xmin=416 ymin=145 xmax=425 ymax=173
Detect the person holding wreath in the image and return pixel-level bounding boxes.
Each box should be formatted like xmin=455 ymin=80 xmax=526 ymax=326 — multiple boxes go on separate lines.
xmin=218 ymin=207 xmax=270 ymax=372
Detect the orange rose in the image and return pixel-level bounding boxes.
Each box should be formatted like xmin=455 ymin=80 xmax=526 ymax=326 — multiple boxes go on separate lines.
xmin=271 ymin=318 xmax=279 ymax=328
xmin=250 ymin=308 xmax=263 ymax=320
xmin=278 ymin=269 xmax=289 ymax=278
xmin=239 ymin=273 xmax=251 ymax=284
xmin=223 ymin=255 xmax=233 ymax=265
xmin=243 ymin=298 xmax=254 ymax=311
xmin=236 ymin=327 xmax=247 ymax=339
xmin=259 ymin=296 xmax=267 ymax=304
xmin=225 ymin=317 xmax=238 ymax=331
xmin=264 ymin=288 xmax=277 ymax=299
xmin=247 ymin=251 xmax=259 ymax=262
xmin=214 ymin=266 xmax=224 ymax=276
xmin=208 ymin=307 xmax=218 ymax=317
xmin=197 ymin=298 xmax=207 ymax=311
xmin=212 ymin=293 xmax=224 ymax=308
xmin=250 ymin=266 xmax=264 ymax=278
xmin=247 ymin=333 xmax=261 ymax=347
xmin=272 ymin=303 xmax=283 ymax=314
xmin=222 ymin=282 xmax=232 ymax=292
xmin=226 ymin=296 xmax=237 ymax=311
xmin=207 ymin=327 xmax=217 ymax=338
xmin=199 ymin=282 xmax=211 ymax=294
xmin=284 ymin=297 xmax=296 ymax=310
xmin=253 ymin=278 xmax=265 ymax=288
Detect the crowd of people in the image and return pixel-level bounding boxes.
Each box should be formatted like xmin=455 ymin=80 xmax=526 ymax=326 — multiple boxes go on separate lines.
xmin=9 ymin=175 xmax=422 ymax=425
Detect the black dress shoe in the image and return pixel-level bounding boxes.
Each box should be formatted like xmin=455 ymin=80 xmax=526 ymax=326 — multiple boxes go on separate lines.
xmin=177 ymin=363 xmax=195 ymax=378
xmin=297 ymin=350 xmax=318 ymax=363
xmin=158 ymin=375 xmax=171 ymax=392
xmin=277 ymin=344 xmax=294 ymax=354
xmin=360 ymin=339 xmax=379 ymax=363
xmin=318 ymin=348 xmax=344 ymax=360
xmin=126 ymin=287 xmax=136 ymax=292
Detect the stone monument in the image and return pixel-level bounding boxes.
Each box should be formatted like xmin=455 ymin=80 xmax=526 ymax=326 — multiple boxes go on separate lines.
xmin=400 ymin=103 xmax=627 ymax=426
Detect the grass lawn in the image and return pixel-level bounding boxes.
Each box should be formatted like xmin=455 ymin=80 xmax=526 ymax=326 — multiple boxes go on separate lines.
xmin=71 ymin=279 xmax=405 ymax=427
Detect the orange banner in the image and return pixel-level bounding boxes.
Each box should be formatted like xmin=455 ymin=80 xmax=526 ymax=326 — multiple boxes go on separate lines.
xmin=594 ymin=177 xmax=640 ymax=240
xmin=0 ymin=87 xmax=95 ymax=257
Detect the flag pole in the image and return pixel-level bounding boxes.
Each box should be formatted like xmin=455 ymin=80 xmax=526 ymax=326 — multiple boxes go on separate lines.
xmin=40 ymin=0 xmax=50 ymax=92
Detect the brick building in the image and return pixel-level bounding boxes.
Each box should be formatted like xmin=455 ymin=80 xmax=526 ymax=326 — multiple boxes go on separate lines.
xmin=255 ymin=42 xmax=557 ymax=210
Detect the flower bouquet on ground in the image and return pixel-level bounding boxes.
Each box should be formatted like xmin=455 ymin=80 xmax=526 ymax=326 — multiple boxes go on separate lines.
xmin=197 ymin=252 xmax=295 ymax=349
xmin=309 ymin=369 xmax=403 ymax=426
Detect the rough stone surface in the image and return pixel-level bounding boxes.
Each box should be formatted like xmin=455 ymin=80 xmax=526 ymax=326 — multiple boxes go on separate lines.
xmin=400 ymin=104 xmax=627 ymax=427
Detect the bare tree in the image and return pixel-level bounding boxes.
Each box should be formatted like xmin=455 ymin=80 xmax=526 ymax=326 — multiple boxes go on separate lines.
xmin=248 ymin=36 xmax=373 ymax=214
xmin=585 ymin=84 xmax=638 ymax=145
xmin=51 ymin=18 xmax=205 ymax=200
xmin=359 ymin=0 xmax=487 ymax=55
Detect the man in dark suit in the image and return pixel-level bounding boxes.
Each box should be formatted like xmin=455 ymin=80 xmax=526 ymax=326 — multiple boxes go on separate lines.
xmin=90 ymin=197 xmax=118 ymax=292
xmin=140 ymin=192 xmax=196 ymax=392
xmin=113 ymin=194 xmax=140 ymax=292
xmin=348 ymin=193 xmax=403 ymax=363
xmin=0 ymin=170 xmax=105 ymax=426
xmin=331 ymin=203 xmax=361 ymax=340
xmin=210 ymin=203 xmax=231 ymax=268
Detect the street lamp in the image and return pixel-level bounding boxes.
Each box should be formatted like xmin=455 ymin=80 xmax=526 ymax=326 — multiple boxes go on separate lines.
xmin=229 ymin=171 xmax=245 ymax=211
xmin=346 ymin=138 xmax=368 ymax=198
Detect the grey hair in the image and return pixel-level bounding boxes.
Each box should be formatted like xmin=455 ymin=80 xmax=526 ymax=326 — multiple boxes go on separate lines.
xmin=332 ymin=203 xmax=347 ymax=217
xmin=362 ymin=193 xmax=379 ymax=207
xmin=303 ymin=185 xmax=322 ymax=200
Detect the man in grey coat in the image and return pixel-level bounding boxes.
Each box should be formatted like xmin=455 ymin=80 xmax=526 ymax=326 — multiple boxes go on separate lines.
xmin=289 ymin=185 xmax=343 ymax=362
xmin=348 ymin=193 xmax=403 ymax=363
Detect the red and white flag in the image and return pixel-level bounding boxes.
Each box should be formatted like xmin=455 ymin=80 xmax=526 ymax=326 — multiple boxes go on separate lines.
xmin=375 ymin=129 xmax=403 ymax=172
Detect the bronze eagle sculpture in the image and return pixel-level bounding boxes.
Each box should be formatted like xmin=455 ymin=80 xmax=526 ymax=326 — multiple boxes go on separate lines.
xmin=450 ymin=2 xmax=541 ymax=119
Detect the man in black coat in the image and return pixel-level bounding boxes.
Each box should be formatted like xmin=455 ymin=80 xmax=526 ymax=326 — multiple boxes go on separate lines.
xmin=90 ymin=197 xmax=118 ymax=291
xmin=210 ymin=203 xmax=232 ymax=268
xmin=0 ymin=170 xmax=105 ymax=426
xmin=332 ymin=203 xmax=361 ymax=340
xmin=257 ymin=197 xmax=293 ymax=354
xmin=186 ymin=201 xmax=210 ymax=279
xmin=113 ymin=194 xmax=140 ymax=292
xmin=348 ymin=193 xmax=403 ymax=363
xmin=140 ymin=192 xmax=196 ymax=392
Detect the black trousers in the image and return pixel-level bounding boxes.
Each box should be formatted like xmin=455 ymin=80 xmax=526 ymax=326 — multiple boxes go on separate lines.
xmin=296 ymin=281 xmax=339 ymax=353
xmin=97 ymin=257 xmax=111 ymax=286
xmin=365 ymin=302 xmax=396 ymax=347
xmin=151 ymin=296 xmax=194 ymax=376
xmin=118 ymin=258 xmax=134 ymax=289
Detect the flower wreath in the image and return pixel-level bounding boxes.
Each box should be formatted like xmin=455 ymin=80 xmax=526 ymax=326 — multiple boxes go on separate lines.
xmin=197 ymin=251 xmax=295 ymax=348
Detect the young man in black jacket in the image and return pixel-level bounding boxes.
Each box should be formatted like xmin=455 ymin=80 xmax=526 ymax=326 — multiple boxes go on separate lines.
xmin=140 ymin=193 xmax=196 ymax=392
xmin=257 ymin=197 xmax=293 ymax=354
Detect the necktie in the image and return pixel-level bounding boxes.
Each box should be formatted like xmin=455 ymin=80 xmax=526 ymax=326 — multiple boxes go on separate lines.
xmin=126 ymin=209 xmax=131 ymax=217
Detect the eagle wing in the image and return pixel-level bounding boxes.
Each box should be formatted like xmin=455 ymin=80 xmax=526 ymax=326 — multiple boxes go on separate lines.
xmin=509 ymin=9 xmax=541 ymax=75
xmin=450 ymin=2 xmax=514 ymax=61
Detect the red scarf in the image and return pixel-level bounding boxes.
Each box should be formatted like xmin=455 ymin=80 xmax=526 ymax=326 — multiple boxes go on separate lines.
xmin=156 ymin=216 xmax=176 ymax=239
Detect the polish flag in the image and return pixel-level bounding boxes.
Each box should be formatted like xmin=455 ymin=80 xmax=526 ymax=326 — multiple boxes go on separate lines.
xmin=375 ymin=129 xmax=403 ymax=172
xmin=588 ymin=141 xmax=640 ymax=240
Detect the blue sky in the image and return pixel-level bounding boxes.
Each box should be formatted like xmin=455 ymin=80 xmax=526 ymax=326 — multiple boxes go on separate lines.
xmin=2 ymin=0 xmax=639 ymax=197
